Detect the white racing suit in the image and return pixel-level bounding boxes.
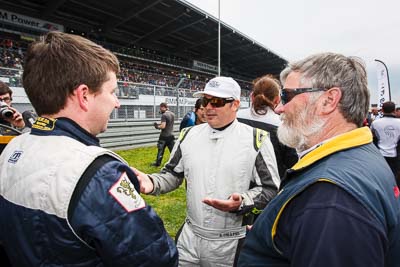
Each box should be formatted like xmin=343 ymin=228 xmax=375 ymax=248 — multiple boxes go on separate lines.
xmin=149 ymin=120 xmax=280 ymax=266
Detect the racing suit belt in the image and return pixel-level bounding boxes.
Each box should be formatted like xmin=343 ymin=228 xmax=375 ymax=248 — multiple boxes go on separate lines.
xmin=185 ymin=217 xmax=246 ymax=240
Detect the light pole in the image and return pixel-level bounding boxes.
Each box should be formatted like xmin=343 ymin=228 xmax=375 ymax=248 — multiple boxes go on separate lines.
xmin=218 ymin=0 xmax=221 ymax=76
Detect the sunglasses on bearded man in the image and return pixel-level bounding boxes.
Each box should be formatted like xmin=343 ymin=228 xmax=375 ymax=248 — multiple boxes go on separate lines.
xmin=200 ymin=97 xmax=235 ymax=108
xmin=280 ymin=88 xmax=327 ymax=105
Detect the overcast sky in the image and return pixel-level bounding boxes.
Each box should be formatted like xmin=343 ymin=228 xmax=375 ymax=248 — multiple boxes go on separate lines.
xmin=185 ymin=0 xmax=400 ymax=106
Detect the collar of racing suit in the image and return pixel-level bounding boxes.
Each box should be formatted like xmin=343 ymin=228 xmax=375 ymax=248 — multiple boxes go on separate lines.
xmin=30 ymin=116 xmax=100 ymax=146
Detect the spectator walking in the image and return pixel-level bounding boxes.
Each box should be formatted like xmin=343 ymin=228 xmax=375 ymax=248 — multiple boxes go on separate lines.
xmin=135 ymin=76 xmax=280 ymax=267
xmin=371 ymin=101 xmax=400 ymax=186
xmin=237 ymin=75 xmax=298 ymax=177
xmin=238 ymin=52 xmax=400 ymax=267
xmin=0 ymin=31 xmax=178 ymax=267
xmin=152 ymin=102 xmax=175 ymax=166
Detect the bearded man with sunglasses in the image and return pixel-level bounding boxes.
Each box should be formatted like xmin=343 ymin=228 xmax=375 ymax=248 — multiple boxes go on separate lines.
xmin=135 ymin=76 xmax=280 ymax=267
xmin=238 ymin=53 xmax=400 ymax=267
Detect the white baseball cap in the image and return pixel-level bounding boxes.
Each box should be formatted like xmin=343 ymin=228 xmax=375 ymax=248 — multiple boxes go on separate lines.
xmin=193 ymin=76 xmax=241 ymax=100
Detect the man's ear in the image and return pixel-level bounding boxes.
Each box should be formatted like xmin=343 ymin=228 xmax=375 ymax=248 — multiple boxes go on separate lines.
xmin=74 ymin=84 xmax=90 ymax=112
xmin=322 ymin=87 xmax=342 ymax=114
xmin=232 ymin=100 xmax=241 ymax=111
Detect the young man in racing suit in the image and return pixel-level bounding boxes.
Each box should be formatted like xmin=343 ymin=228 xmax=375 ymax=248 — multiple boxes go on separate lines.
xmin=0 ymin=32 xmax=178 ymax=267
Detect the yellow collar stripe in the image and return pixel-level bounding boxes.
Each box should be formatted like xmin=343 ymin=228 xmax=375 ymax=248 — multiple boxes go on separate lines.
xmin=292 ymin=127 xmax=372 ymax=170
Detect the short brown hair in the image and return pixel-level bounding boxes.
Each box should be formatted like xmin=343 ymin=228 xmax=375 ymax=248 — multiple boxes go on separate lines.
xmin=0 ymin=81 xmax=12 ymax=99
xmin=382 ymin=101 xmax=395 ymax=113
xmin=23 ymin=31 xmax=120 ymax=115
xmin=251 ymin=75 xmax=280 ymax=115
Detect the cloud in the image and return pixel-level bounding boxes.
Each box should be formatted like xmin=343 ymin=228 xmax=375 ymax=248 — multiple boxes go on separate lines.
xmin=186 ymin=0 xmax=400 ymax=106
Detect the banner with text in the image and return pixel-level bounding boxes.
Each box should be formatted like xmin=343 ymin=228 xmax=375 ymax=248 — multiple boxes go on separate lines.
xmin=193 ymin=60 xmax=218 ymax=73
xmin=375 ymin=59 xmax=391 ymax=109
xmin=0 ymin=9 xmax=64 ymax=32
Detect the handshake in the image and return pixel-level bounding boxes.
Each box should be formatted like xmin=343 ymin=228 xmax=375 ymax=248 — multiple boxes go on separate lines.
xmin=153 ymin=122 xmax=159 ymax=129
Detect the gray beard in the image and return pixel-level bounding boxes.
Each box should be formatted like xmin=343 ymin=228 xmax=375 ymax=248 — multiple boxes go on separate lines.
xmin=277 ymin=109 xmax=325 ymax=153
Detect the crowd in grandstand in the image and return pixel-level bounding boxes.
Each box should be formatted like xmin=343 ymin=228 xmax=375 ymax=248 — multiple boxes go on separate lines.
xmin=0 ymin=36 xmax=252 ymax=96
xmin=0 ymin=39 xmax=25 ymax=69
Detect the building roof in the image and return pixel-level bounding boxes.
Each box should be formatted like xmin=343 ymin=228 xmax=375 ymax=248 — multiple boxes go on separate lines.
xmin=0 ymin=0 xmax=287 ymax=80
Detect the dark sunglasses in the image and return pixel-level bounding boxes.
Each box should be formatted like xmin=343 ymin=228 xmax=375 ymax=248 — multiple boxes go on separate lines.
xmin=201 ymin=97 xmax=235 ymax=108
xmin=280 ymin=88 xmax=327 ymax=105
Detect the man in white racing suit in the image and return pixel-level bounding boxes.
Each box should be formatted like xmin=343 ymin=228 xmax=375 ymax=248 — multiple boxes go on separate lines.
xmin=136 ymin=76 xmax=280 ymax=267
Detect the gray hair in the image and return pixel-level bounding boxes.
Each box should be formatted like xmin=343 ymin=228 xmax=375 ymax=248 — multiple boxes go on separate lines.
xmin=280 ymin=52 xmax=370 ymax=127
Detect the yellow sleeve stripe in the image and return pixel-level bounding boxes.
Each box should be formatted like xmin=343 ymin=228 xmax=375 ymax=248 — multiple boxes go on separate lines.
xmin=0 ymin=136 xmax=16 ymax=144
xmin=254 ymin=128 xmax=268 ymax=150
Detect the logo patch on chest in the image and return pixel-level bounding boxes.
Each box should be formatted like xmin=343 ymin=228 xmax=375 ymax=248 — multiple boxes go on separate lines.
xmin=8 ymin=150 xmax=23 ymax=163
xmin=109 ymin=172 xmax=146 ymax=212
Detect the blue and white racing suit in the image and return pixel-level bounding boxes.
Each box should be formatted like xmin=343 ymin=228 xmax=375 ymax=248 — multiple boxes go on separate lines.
xmin=0 ymin=117 xmax=178 ymax=267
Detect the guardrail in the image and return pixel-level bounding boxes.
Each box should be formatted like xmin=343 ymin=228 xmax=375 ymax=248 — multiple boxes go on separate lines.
xmin=98 ymin=118 xmax=180 ymax=151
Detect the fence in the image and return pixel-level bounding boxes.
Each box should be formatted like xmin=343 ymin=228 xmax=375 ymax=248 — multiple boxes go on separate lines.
xmin=98 ymin=118 xmax=180 ymax=151
xmin=111 ymin=80 xmax=198 ymax=120
xmin=1 ymin=66 xmax=251 ymax=150
xmin=2 ymin=66 xmax=251 ymax=120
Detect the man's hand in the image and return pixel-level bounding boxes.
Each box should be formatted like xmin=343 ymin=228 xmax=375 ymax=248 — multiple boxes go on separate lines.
xmin=131 ymin=167 xmax=154 ymax=194
xmin=5 ymin=107 xmax=25 ymax=128
xmin=153 ymin=122 xmax=158 ymax=129
xmin=202 ymin=193 xmax=242 ymax=212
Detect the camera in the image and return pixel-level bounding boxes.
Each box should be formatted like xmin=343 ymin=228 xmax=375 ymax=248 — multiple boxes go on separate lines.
xmin=0 ymin=101 xmax=13 ymax=119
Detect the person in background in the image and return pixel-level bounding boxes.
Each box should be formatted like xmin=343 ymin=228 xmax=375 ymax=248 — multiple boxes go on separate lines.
xmin=395 ymin=106 xmax=400 ymax=118
xmin=135 ymin=76 xmax=280 ymax=267
xmin=237 ymin=75 xmax=298 ymax=177
xmin=152 ymin=102 xmax=175 ymax=167
xmin=370 ymin=101 xmax=400 ymax=186
xmin=0 ymin=81 xmax=25 ymax=133
xmin=371 ymin=107 xmax=380 ymax=120
xmin=366 ymin=107 xmax=380 ymax=126
xmin=179 ymin=98 xmax=206 ymax=131
xmin=0 ymin=31 xmax=178 ymax=267
xmin=238 ymin=52 xmax=400 ymax=267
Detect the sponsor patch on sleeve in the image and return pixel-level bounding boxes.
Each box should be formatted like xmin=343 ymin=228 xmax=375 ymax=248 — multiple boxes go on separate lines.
xmin=109 ymin=172 xmax=146 ymax=212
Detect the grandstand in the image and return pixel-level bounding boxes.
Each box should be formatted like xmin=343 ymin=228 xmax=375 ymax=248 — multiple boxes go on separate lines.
xmin=0 ymin=0 xmax=287 ymax=121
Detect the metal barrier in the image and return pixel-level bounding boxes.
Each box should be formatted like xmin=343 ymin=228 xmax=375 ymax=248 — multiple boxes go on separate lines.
xmin=3 ymin=66 xmax=251 ymax=120
xmin=98 ymin=118 xmax=180 ymax=151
